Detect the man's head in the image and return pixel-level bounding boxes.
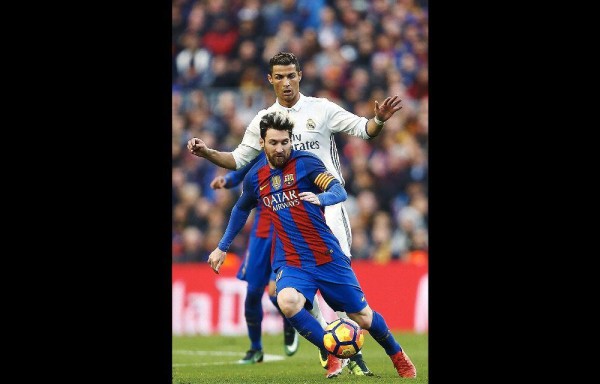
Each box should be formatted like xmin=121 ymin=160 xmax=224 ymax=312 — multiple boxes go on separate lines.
xmin=267 ymin=52 xmax=302 ymax=108
xmin=259 ymin=111 xmax=294 ymax=168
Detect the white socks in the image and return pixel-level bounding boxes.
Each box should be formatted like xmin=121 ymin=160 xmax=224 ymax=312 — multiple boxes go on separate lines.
xmin=308 ymin=294 xmax=328 ymax=328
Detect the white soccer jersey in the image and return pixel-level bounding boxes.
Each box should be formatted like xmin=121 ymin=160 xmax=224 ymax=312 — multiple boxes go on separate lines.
xmin=231 ymin=93 xmax=371 ymax=186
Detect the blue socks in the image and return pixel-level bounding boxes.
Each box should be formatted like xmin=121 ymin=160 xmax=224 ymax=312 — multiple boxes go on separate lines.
xmin=287 ymin=308 xmax=325 ymax=348
xmin=276 ymin=305 xmax=402 ymax=357
xmin=245 ymin=286 xmax=264 ymax=351
xmin=367 ymin=311 xmax=401 ymax=355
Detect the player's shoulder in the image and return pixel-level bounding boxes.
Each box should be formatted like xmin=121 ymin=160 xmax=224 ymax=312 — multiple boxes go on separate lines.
xmin=250 ymin=108 xmax=271 ymax=123
xmin=301 ymin=95 xmax=343 ymax=114
xmin=302 ymin=95 xmax=332 ymax=105
xmin=265 ymin=103 xmax=282 ymax=113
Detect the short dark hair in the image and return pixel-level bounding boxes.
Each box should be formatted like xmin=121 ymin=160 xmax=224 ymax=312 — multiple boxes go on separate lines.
xmin=259 ymin=111 xmax=295 ymax=139
xmin=268 ymin=52 xmax=301 ymax=74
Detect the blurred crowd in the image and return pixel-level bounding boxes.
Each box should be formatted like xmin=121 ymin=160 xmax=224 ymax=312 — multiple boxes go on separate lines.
xmin=172 ymin=0 xmax=428 ymax=266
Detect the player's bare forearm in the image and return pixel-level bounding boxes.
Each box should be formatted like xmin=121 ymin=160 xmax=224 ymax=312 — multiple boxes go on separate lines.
xmin=187 ymin=138 xmax=237 ymax=170
xmin=198 ymin=149 xmax=237 ymax=170
xmin=366 ymin=119 xmax=385 ymax=138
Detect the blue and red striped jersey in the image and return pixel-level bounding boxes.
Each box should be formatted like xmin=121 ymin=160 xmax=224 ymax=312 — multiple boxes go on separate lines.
xmin=229 ymin=150 xmax=345 ymax=271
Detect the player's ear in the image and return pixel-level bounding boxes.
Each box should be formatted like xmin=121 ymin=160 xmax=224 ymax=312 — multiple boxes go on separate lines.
xmin=297 ymin=70 xmax=302 ymax=82
xmin=267 ymin=74 xmax=273 ymax=84
xmin=259 ymin=138 xmax=265 ymax=149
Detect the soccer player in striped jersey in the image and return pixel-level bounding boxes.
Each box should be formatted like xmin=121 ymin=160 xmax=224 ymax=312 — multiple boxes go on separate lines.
xmin=207 ymin=111 xmax=416 ymax=379
xmin=188 ymin=51 xmax=403 ymax=376
xmin=210 ymin=156 xmax=299 ymax=364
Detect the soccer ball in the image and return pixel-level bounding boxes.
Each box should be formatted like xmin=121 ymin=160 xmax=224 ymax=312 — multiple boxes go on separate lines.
xmin=323 ymin=318 xmax=364 ymax=358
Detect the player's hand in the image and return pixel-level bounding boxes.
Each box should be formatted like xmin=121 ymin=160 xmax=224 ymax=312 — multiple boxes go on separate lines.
xmin=207 ymin=248 xmax=227 ymax=274
xmin=374 ymin=95 xmax=403 ymax=122
xmin=210 ymin=176 xmax=227 ymax=190
xmin=187 ymin=137 xmax=208 ymax=157
xmin=299 ymin=191 xmax=321 ymax=205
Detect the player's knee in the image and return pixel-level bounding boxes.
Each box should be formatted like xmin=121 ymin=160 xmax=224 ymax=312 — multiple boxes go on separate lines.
xmin=277 ymin=288 xmax=304 ymax=317
xmin=347 ymin=306 xmax=373 ymax=329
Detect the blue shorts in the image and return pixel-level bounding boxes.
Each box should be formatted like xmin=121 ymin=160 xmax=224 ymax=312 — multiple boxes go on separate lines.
xmin=236 ymin=235 xmax=273 ymax=290
xmin=274 ymin=256 xmax=368 ymax=314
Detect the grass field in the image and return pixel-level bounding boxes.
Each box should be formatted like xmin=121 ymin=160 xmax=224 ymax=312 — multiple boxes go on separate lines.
xmin=173 ymin=331 xmax=428 ymax=383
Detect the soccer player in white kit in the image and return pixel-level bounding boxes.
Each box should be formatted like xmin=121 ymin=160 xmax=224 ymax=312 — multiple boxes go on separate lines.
xmin=187 ymin=52 xmax=403 ymax=376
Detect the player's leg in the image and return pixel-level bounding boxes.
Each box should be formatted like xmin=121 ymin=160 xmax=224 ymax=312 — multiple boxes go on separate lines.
xmin=318 ymin=257 xmax=417 ymax=378
xmin=267 ymin=278 xmax=298 ymax=356
xmin=308 ymin=294 xmax=328 ymax=327
xmin=323 ymin=203 xmax=373 ymax=375
xmin=276 ymin=266 xmax=346 ymax=378
xmin=308 ymin=293 xmax=332 ymax=369
xmin=239 ymin=282 xmax=265 ymax=364
xmin=347 ymin=306 xmax=416 ymax=378
xmin=235 ymin=235 xmax=272 ymax=364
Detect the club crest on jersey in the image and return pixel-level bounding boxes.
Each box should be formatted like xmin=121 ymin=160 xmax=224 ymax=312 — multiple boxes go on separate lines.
xmin=271 ymin=175 xmax=282 ymax=190
xmin=284 ymin=174 xmax=294 ymax=186
xmin=306 ymin=118 xmax=316 ymax=130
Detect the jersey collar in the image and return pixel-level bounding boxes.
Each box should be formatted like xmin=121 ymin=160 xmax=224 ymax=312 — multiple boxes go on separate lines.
xmin=276 ymin=93 xmax=305 ymax=112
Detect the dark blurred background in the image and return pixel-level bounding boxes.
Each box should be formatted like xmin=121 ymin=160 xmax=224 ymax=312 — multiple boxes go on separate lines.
xmin=172 ymin=0 xmax=428 ymax=267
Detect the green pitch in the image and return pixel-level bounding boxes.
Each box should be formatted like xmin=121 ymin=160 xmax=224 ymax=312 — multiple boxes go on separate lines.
xmin=173 ymin=331 xmax=428 ymax=383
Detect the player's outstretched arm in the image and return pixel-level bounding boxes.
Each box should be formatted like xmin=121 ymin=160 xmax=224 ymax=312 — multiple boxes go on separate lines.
xmin=209 ymin=172 xmax=258 ymax=273
xmin=208 ymin=204 xmax=251 ymax=274
xmin=366 ymin=95 xmax=403 ymax=138
xmin=187 ymin=137 xmax=237 ymax=170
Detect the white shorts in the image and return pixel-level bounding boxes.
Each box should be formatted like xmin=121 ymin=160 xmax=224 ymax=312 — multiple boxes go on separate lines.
xmin=324 ymin=202 xmax=352 ymax=258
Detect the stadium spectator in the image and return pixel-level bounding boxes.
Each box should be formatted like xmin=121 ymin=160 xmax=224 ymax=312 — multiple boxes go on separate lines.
xmin=174 ymin=30 xmax=212 ymax=91
xmin=202 ymin=14 xmax=239 ymax=56
xmin=261 ymin=0 xmax=309 ymax=37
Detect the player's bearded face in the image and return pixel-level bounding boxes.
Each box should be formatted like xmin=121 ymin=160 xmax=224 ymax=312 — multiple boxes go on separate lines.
xmin=262 ymin=129 xmax=292 ymax=168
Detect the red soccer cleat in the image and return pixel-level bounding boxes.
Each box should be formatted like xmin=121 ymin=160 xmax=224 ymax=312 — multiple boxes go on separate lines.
xmin=325 ymin=353 xmax=343 ymax=378
xmin=390 ymin=350 xmax=417 ymax=378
